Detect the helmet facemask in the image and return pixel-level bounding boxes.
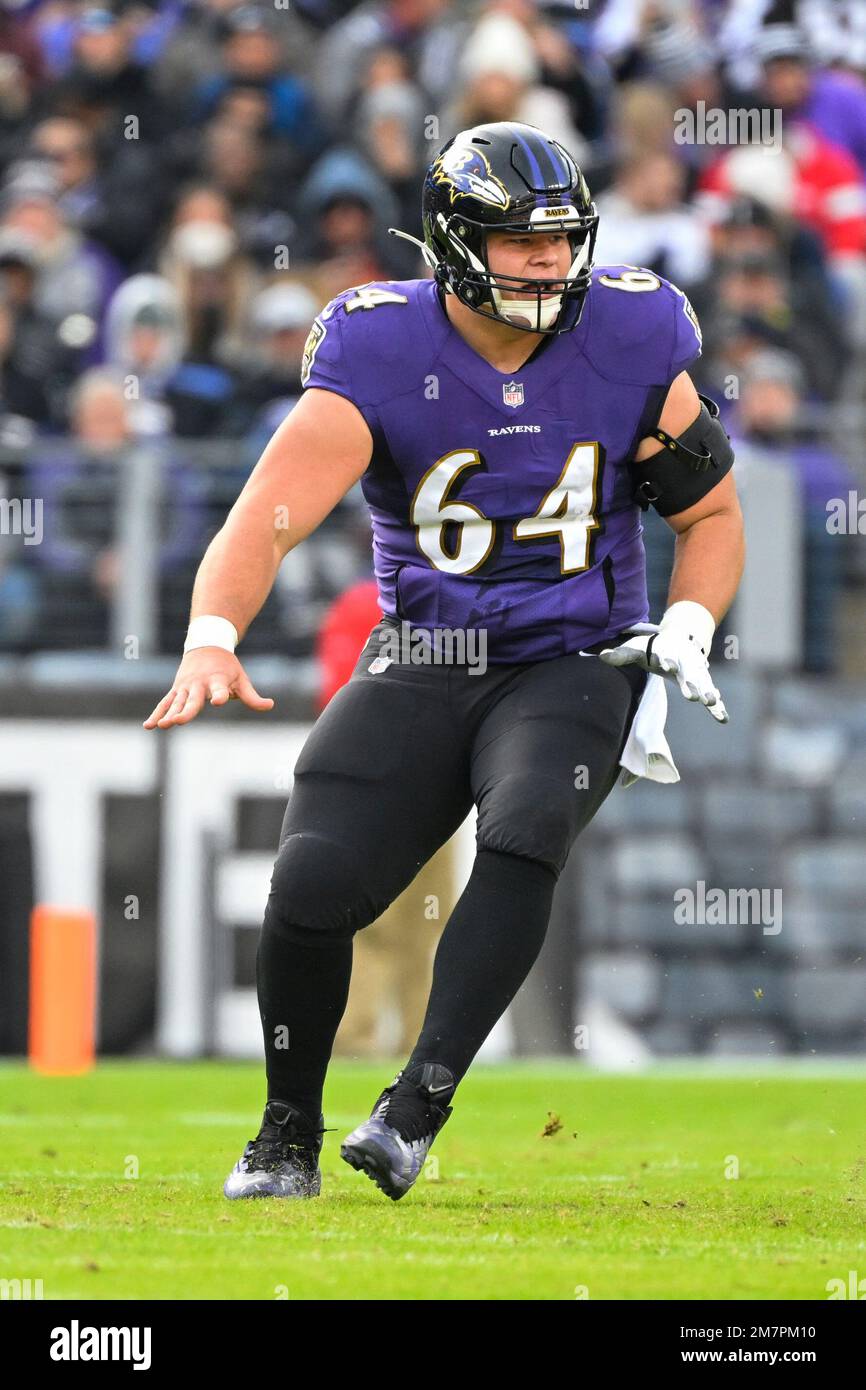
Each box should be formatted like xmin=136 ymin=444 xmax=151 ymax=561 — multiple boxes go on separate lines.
xmin=430 ymin=206 xmax=598 ymax=335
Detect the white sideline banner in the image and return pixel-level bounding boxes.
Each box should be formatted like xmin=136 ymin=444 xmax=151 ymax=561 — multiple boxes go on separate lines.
xmin=0 ymin=721 xmax=483 ymax=1058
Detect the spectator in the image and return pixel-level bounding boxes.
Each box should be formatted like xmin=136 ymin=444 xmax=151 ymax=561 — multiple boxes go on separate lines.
xmin=693 ymin=194 xmax=834 ymax=309
xmin=313 ymin=0 xmax=465 ymax=130
xmin=522 ymin=0 xmax=611 ymax=151
xmin=0 ymin=33 xmax=40 ymax=170
xmin=295 ymin=145 xmax=414 ymax=290
xmin=594 ymin=149 xmax=711 ymax=286
xmin=195 ymin=117 xmax=299 ymax=269
xmin=601 ymin=79 xmax=679 ymax=184
xmin=189 ymin=4 xmax=324 ymax=160
xmin=42 ymin=4 xmax=169 ymax=148
xmin=729 ymin=349 xmax=857 ymax=673
xmin=755 ymin=23 xmax=866 ymax=178
xmin=702 ymin=251 xmax=843 ymax=402
xmin=26 ymin=113 xmax=162 ymax=269
xmin=154 ymin=0 xmax=313 ymax=112
xmin=0 ymin=234 xmax=51 ymax=428
xmin=225 ymin=280 xmax=318 ymax=439
xmin=103 ymin=271 xmax=186 ymax=437
xmin=25 ymin=368 xmax=209 ymax=647
xmin=356 ymin=53 xmax=429 ymax=233
xmin=0 ymin=232 xmax=72 ymax=428
xmin=150 ymin=185 xmax=258 ymax=431
xmin=0 ymin=159 xmax=124 ymax=361
xmin=698 ymin=123 xmax=866 ymax=348
xmin=690 ymin=196 xmax=846 ymax=401
xmin=443 ymin=10 xmax=589 ymax=162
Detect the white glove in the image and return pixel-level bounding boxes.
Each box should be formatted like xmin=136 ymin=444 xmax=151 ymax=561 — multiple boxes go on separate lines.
xmin=599 ymin=601 xmax=728 ymax=723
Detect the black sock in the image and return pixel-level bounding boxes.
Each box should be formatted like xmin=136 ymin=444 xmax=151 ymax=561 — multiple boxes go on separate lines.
xmin=256 ymin=905 xmax=353 ymax=1120
xmin=405 ymin=848 xmax=558 ymax=1087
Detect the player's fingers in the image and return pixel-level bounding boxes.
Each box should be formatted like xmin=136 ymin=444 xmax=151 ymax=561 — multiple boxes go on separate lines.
xmin=143 ymin=690 xmax=176 ymax=729
xmin=599 ymin=645 xmax=635 ymax=667
xmin=707 ymin=695 xmax=729 ymax=723
xmin=677 ymin=674 xmax=701 ymax=701
xmin=235 ymin=674 xmax=274 ymax=712
xmin=692 ymin=669 xmax=721 ymax=706
xmin=155 ymin=687 xmax=189 ymax=727
xmin=207 ymin=677 xmax=231 ymax=707
xmin=168 ymin=683 xmax=207 ymax=726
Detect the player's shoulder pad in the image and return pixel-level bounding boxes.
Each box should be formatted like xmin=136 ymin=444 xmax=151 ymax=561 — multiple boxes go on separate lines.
xmin=582 ymin=264 xmax=703 ymax=386
xmin=301 ymin=279 xmax=423 ymax=407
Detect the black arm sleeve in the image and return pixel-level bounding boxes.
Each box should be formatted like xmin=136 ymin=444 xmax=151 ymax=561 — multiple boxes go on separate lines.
xmin=632 ymin=394 xmax=735 ymax=517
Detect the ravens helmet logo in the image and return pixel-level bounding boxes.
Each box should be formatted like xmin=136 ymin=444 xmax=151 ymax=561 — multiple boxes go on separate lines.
xmin=431 ymin=145 xmax=510 ymax=209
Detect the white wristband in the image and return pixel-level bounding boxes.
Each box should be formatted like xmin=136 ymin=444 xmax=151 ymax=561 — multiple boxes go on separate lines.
xmin=183 ymin=615 xmax=239 ymax=654
xmin=660 ymin=601 xmax=715 ymax=656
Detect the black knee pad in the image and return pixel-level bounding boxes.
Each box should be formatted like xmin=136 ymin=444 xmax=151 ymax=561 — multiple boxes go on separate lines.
xmin=476 ymin=773 xmax=578 ymax=878
xmin=264 ymin=831 xmax=386 ymax=945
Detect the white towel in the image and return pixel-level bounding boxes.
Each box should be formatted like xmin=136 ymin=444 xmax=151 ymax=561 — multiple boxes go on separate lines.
xmin=582 ymin=622 xmax=681 ymax=788
xmin=618 ymin=671 xmax=680 ymax=787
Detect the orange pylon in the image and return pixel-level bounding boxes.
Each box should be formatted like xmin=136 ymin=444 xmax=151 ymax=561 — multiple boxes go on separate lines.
xmin=29 ymin=906 xmax=96 ymax=1074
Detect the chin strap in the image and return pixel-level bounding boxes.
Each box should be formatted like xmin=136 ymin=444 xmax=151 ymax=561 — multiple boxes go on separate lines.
xmin=492 ymin=290 xmax=563 ymax=330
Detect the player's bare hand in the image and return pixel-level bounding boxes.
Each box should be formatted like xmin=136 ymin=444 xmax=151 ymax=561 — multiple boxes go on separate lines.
xmin=143 ymin=648 xmax=274 ymax=729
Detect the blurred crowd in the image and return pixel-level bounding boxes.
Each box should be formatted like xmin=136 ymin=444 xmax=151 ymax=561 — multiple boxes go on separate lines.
xmin=1 ymin=0 xmax=865 ymax=667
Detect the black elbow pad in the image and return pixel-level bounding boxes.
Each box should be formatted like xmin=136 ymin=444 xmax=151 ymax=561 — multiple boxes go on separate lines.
xmin=632 ymin=394 xmax=735 ymax=517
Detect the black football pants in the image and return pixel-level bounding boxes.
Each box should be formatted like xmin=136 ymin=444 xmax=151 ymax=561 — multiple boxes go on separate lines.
xmin=257 ymin=617 xmax=647 ymax=1113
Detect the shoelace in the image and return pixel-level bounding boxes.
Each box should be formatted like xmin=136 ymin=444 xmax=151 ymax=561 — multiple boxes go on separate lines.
xmin=246 ymin=1122 xmax=333 ymax=1172
xmin=377 ymin=1079 xmax=448 ymax=1144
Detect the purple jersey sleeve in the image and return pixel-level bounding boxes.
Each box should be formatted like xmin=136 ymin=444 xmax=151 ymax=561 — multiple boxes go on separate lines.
xmin=300 ymin=303 xmax=355 ymax=400
xmin=667 ymin=282 xmax=703 ymax=380
xmin=584 ymin=266 xmax=703 ymax=388
xmin=298 ymin=297 xmax=379 ymax=431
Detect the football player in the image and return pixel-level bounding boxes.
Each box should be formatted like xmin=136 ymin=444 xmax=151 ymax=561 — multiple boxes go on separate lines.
xmin=145 ymin=123 xmax=744 ymax=1202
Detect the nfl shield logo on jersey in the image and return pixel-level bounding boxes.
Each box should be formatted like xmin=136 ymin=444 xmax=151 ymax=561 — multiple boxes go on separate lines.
xmin=502 ymin=380 xmax=524 ymax=408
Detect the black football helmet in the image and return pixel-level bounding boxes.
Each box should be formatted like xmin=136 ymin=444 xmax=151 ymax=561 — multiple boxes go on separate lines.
xmin=392 ymin=121 xmax=598 ymax=335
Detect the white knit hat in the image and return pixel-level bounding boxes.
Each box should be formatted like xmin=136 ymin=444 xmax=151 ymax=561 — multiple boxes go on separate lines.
xmin=460 ymin=15 xmax=539 ymax=85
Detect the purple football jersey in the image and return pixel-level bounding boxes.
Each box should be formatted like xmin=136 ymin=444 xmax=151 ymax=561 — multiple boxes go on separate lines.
xmin=300 ymin=266 xmax=702 ymax=662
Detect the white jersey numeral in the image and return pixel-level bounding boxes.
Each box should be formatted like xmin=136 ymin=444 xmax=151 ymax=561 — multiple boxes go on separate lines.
xmin=410 ymin=444 xmax=601 ymax=577
xmin=343 ymin=286 xmax=409 ymax=312
xmin=513 ymin=442 xmax=600 ymax=573
xmin=597 ymin=267 xmax=661 ymax=292
xmin=598 ymin=266 xmax=702 ymax=342
xmin=412 ymin=450 xmax=495 ymax=575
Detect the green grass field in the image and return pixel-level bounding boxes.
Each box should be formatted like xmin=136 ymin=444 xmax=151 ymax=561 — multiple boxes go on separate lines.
xmin=1 ymin=1060 xmax=865 ymax=1300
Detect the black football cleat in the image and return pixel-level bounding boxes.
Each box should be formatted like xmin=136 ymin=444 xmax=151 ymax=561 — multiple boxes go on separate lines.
xmin=224 ymin=1100 xmax=325 ymax=1200
xmin=340 ymin=1061 xmax=455 ymax=1201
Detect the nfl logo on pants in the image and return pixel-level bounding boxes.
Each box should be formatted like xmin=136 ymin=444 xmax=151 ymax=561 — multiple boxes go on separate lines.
xmin=502 ymin=380 xmax=524 ymax=408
